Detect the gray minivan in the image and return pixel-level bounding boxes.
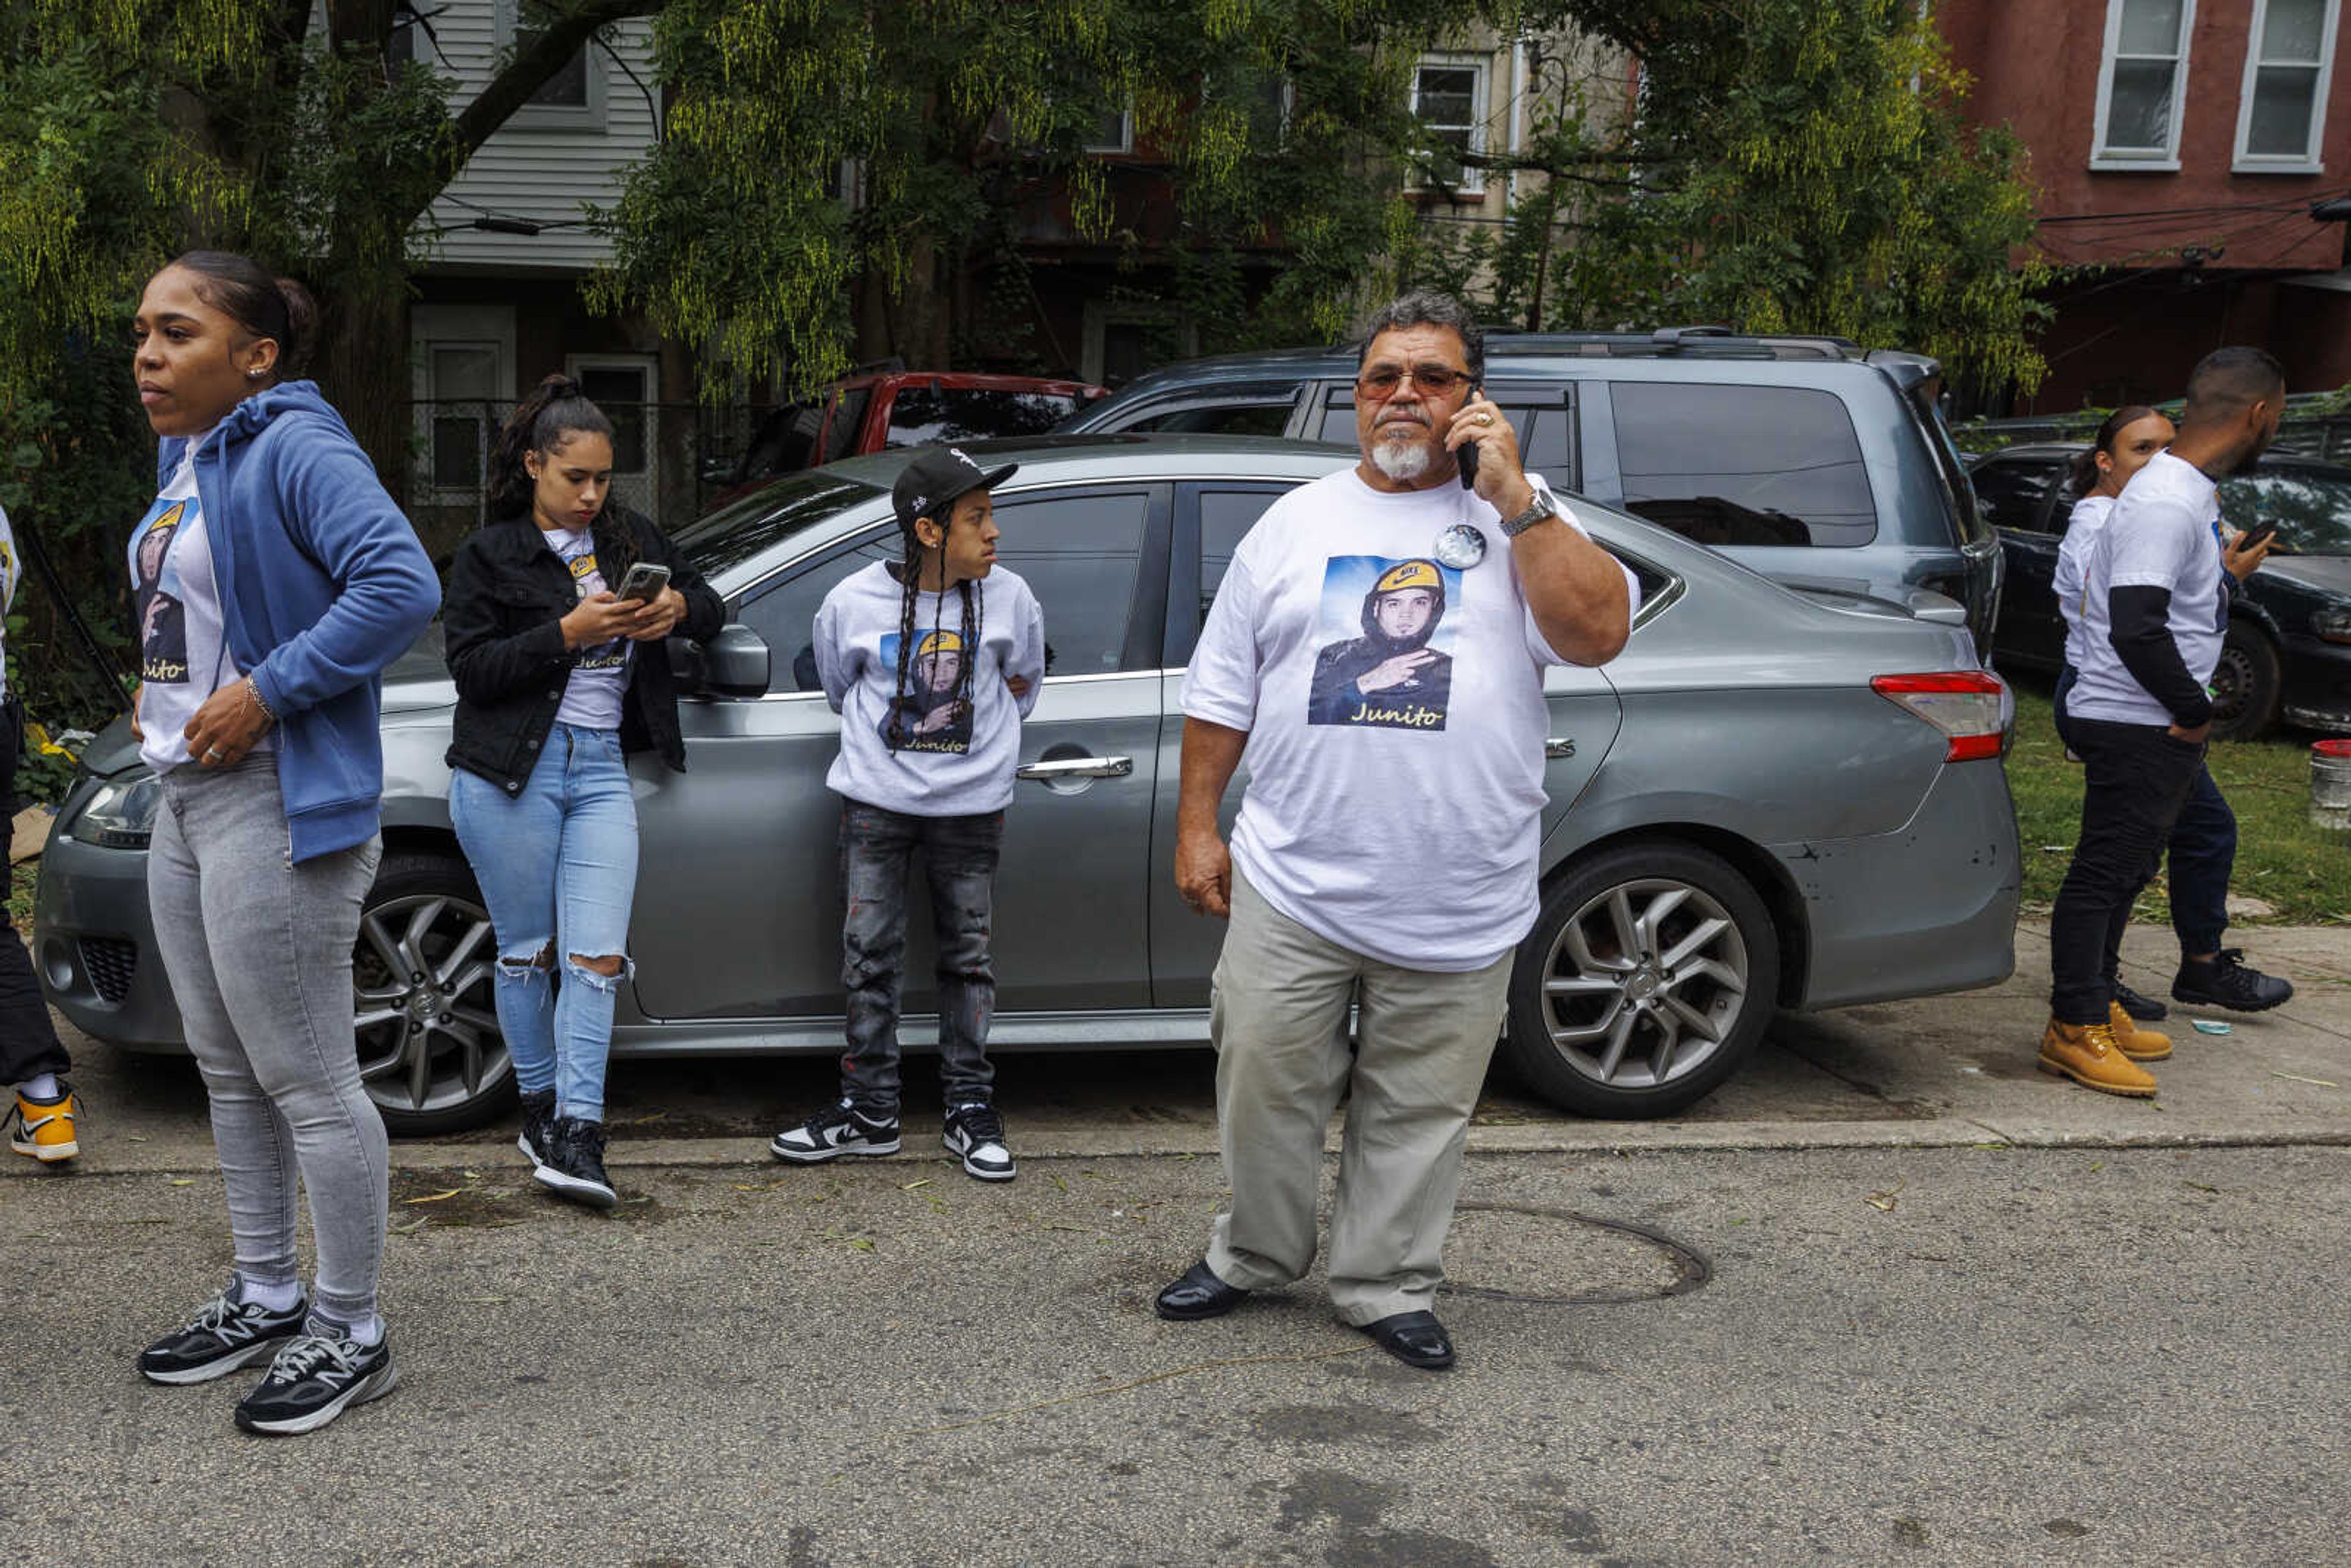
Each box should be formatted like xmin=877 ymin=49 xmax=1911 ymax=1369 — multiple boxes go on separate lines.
xmin=1061 ymin=328 xmax=2003 ymax=651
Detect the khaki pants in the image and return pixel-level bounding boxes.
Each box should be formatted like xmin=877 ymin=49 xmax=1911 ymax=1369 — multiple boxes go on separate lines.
xmin=1204 ymin=868 xmax=1512 ymax=1325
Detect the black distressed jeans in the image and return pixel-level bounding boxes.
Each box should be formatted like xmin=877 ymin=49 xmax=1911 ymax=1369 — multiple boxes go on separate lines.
xmin=2049 ymin=718 xmax=2209 ymax=1026
xmin=0 ymin=697 xmax=68 ymax=1087
xmin=836 ymin=798 xmax=1003 ymax=1117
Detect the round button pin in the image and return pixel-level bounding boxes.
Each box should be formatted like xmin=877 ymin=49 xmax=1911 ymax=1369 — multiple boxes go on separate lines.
xmin=1433 ymin=523 xmax=1487 ymax=571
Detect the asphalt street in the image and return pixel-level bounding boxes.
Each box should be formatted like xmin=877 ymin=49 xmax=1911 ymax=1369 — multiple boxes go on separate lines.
xmin=4 ymin=919 xmax=2350 ymax=1566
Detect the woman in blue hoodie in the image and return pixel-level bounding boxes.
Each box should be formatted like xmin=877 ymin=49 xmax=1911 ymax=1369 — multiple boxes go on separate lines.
xmin=124 ymin=252 xmax=440 ymax=1438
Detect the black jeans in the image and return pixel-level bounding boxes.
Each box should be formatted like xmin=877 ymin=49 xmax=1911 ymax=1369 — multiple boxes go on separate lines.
xmin=2049 ymin=716 xmax=2208 ymax=1025
xmin=2055 ymin=667 xmax=2237 ymax=957
xmin=0 ymin=697 xmax=68 ymax=1086
xmin=836 ymin=798 xmax=1003 ymax=1117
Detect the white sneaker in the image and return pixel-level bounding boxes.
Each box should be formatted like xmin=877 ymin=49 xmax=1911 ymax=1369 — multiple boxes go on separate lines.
xmin=942 ymin=1102 xmax=1014 ymax=1182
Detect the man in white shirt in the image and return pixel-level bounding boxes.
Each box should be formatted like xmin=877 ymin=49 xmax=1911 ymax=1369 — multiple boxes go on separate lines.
xmin=2044 ymin=347 xmax=2285 ymax=1097
xmin=1153 ymin=291 xmax=1633 ymax=1369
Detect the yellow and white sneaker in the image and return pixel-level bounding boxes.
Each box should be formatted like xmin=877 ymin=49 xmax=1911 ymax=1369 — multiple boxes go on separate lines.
xmin=9 ymin=1089 xmax=80 ymax=1163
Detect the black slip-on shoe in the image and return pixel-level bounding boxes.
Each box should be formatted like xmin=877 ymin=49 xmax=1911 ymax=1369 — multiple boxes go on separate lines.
xmin=1155 ymin=1261 xmax=1250 ymax=1321
xmin=2112 ymin=981 xmax=2168 ymax=1022
xmin=1359 ymin=1310 xmax=1455 ymax=1370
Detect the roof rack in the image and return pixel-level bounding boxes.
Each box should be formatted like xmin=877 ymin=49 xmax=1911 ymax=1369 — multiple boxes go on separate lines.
xmin=1466 ymin=327 xmax=1865 ymax=362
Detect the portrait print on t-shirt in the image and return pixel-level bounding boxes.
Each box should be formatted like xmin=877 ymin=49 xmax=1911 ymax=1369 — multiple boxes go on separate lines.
xmin=1306 ymin=555 xmax=1460 ymax=730
xmin=565 ymin=544 xmax=629 ymax=677
xmin=131 ymin=499 xmax=192 ymax=684
xmin=877 ymin=628 xmax=976 ymax=753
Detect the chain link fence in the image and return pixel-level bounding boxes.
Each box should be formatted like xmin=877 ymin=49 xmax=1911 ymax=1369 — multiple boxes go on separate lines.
xmin=403 ymin=399 xmax=760 ymax=563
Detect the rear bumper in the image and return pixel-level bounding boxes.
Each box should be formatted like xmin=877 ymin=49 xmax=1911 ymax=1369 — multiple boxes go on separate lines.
xmin=1772 ymin=759 xmax=2022 ymax=1009
xmin=2281 ymin=634 xmax=2351 ymax=733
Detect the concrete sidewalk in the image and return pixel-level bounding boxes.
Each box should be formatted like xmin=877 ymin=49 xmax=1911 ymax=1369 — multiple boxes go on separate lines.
xmin=17 ymin=920 xmax=2351 ymax=1180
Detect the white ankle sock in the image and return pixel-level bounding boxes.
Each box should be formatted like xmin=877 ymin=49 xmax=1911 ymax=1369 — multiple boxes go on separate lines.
xmin=233 ymin=1275 xmax=302 ymax=1315
xmin=17 ymin=1074 xmax=61 ymax=1102
xmin=313 ymin=1311 xmax=384 ymax=1346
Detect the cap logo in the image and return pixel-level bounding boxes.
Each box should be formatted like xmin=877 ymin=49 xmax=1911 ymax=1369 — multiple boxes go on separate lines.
xmin=949 ymin=447 xmax=978 ymax=470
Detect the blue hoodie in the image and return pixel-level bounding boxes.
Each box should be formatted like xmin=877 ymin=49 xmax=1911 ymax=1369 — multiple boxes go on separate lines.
xmin=155 ymin=381 xmax=440 ymax=863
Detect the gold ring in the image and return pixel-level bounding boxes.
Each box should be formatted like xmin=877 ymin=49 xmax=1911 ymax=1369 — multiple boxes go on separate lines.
xmin=1478 ymin=412 xmax=1494 ymax=426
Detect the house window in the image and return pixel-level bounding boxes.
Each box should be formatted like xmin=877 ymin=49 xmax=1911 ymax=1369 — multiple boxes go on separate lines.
xmin=2092 ymin=0 xmax=2197 ymax=168
xmin=498 ymin=0 xmax=606 ymax=128
xmin=568 ymin=356 xmax=660 ymax=518
xmin=2236 ymin=0 xmax=2341 ymax=170
xmin=1084 ymin=103 xmax=1133 ymax=155
xmin=1411 ymin=56 xmax=1488 ymax=195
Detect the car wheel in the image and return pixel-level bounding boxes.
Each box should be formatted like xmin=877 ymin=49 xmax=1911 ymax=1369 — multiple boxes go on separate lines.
xmin=351 ymin=849 xmax=512 ymax=1136
xmin=2209 ymin=618 xmax=2282 ymax=741
xmin=1503 ymin=841 xmax=1780 ymax=1119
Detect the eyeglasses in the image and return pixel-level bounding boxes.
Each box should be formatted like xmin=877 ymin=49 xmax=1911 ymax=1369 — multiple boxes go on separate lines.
xmin=1354 ymin=364 xmax=1475 ymax=399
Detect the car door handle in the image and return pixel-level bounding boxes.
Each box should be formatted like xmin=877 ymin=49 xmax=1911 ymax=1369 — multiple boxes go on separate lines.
xmin=1016 ymin=756 xmax=1134 ymax=781
xmin=1544 ymin=737 xmax=1578 ymax=760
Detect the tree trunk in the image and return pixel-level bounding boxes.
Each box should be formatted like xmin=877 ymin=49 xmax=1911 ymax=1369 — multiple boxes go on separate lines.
xmin=313 ymin=282 xmax=414 ymax=509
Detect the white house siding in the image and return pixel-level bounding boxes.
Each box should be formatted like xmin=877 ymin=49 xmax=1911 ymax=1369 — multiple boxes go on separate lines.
xmin=402 ymin=1 xmax=659 ymax=274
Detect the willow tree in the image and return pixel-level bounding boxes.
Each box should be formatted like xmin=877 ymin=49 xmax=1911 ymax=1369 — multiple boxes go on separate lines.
xmin=1425 ymin=0 xmax=2048 ymax=396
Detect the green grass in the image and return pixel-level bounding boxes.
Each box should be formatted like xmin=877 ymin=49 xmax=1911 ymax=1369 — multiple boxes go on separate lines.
xmin=2004 ymin=675 xmax=2351 ymax=926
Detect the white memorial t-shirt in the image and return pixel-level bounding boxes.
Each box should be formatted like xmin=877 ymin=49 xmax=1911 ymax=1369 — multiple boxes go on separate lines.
xmin=545 ymin=527 xmax=631 ymax=731
xmin=2068 ymin=450 xmax=2225 ymax=727
xmin=126 ymin=426 xmax=271 ymax=773
xmin=0 ymin=500 xmax=20 ymax=703
xmin=1183 ymin=467 xmax=1634 ymax=972
xmin=2053 ymin=493 xmax=2113 ymax=672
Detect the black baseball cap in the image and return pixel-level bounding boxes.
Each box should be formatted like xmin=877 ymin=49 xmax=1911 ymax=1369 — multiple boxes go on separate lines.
xmin=892 ymin=445 xmax=1019 ymax=531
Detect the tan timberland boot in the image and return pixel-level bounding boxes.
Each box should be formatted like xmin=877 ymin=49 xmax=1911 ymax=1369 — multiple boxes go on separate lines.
xmin=2038 ymin=1019 xmax=2158 ymax=1097
xmin=2106 ymin=1001 xmax=2172 ymax=1061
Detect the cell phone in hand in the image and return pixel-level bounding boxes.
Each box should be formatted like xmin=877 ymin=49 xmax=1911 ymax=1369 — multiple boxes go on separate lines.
xmin=2237 ymin=522 xmax=2279 ymax=550
xmin=615 ymin=562 xmax=672 ymax=602
xmin=1457 ymin=386 xmax=1485 ymax=490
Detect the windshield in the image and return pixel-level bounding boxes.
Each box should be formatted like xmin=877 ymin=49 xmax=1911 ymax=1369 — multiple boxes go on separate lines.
xmin=2218 ymin=469 xmax=2351 ymax=556
xmin=671 ymin=471 xmax=880 ymax=578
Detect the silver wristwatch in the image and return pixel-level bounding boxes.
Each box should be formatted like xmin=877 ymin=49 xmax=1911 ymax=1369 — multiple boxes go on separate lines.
xmin=1499 ymin=487 xmax=1559 ymax=538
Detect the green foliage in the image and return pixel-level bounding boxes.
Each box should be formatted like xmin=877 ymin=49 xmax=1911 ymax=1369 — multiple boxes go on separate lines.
xmin=1417 ymin=0 xmax=2048 ymax=395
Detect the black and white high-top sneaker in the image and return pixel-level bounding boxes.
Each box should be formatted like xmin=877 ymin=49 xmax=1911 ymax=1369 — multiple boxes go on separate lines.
xmin=769 ymin=1100 xmax=901 ymax=1163
xmin=138 ymin=1286 xmax=309 ymax=1385
xmin=233 ymin=1320 xmax=397 ymax=1436
xmin=535 ymin=1117 xmax=618 ymax=1209
xmin=516 ymin=1089 xmax=557 ymax=1174
xmin=942 ymin=1102 xmax=1015 ymax=1182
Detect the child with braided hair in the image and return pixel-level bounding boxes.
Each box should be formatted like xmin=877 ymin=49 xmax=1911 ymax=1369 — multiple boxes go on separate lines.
xmin=770 ymin=447 xmax=1045 ymax=1180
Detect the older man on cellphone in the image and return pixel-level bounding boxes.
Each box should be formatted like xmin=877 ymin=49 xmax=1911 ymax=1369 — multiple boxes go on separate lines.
xmin=1153 ymin=290 xmax=1635 ymax=1369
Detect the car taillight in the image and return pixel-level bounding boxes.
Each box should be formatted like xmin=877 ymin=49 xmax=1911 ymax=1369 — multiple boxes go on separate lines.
xmin=1872 ymin=670 xmax=2006 ymax=762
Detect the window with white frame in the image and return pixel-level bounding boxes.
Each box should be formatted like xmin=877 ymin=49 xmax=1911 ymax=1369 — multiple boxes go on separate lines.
xmin=1084 ymin=102 xmax=1134 ymax=155
xmin=1412 ymin=56 xmax=1488 ymax=194
xmin=2092 ymin=0 xmax=2197 ymax=168
xmin=2237 ymin=0 xmax=2341 ymax=170
xmin=498 ymin=0 xmax=606 ymax=128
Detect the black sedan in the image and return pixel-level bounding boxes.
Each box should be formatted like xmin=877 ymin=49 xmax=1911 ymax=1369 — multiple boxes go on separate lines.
xmin=1969 ymin=443 xmax=2351 ymax=740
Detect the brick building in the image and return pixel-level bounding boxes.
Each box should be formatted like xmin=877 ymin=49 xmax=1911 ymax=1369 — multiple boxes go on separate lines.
xmin=1939 ymin=0 xmax=2351 ymax=411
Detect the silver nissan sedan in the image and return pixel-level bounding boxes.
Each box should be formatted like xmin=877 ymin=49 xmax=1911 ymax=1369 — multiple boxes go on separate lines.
xmin=33 ymin=437 xmax=2020 ymax=1134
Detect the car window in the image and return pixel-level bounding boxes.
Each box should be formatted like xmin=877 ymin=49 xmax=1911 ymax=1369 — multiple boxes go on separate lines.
xmin=740 ymin=397 xmax=826 ymax=481
xmin=885 ymin=386 xmax=1084 ymax=447
xmin=1315 ymin=389 xmax=1572 ymax=478
xmin=820 ymin=388 xmax=871 ymax=464
xmin=673 ymin=471 xmax=881 ymax=579
xmin=1200 ymin=486 xmax=1289 ymax=613
xmin=1610 ymin=382 xmax=1877 ymax=547
xmin=2219 ymin=469 xmax=2351 ymax=555
xmin=737 ymin=527 xmax=900 ymax=694
xmin=1967 ymin=458 xmax=2061 ymax=533
xmin=1130 ymin=402 xmax=1293 ymax=437
xmin=992 ymin=488 xmax=1153 ymax=675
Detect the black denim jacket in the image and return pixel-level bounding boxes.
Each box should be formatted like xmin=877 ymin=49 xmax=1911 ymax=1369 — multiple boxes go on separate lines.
xmin=441 ymin=505 xmax=726 ymax=793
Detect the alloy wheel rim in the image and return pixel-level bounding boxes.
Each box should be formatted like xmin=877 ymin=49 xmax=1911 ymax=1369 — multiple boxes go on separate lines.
xmin=1537 ymin=877 xmax=1750 ymax=1090
xmin=2209 ymin=646 xmax=2252 ymax=726
xmin=352 ymin=893 xmax=508 ymax=1115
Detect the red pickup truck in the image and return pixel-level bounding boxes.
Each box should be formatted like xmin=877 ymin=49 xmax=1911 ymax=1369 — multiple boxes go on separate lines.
xmin=717 ymin=370 xmax=1108 ymax=501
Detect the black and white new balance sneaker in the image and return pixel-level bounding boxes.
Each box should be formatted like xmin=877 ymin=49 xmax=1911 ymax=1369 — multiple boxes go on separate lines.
xmin=769 ymin=1100 xmax=900 ymax=1163
xmin=233 ymin=1321 xmax=397 ymax=1436
xmin=535 ymin=1116 xmax=618 ymax=1209
xmin=516 ymin=1089 xmax=557 ymax=1173
xmin=942 ymin=1102 xmax=1015 ymax=1182
xmin=138 ymin=1286 xmax=309 ymax=1385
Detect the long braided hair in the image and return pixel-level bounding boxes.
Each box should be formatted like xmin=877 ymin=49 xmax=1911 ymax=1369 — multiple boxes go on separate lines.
xmin=885 ymin=500 xmax=984 ymax=750
xmin=486 ymin=373 xmax=640 ymax=574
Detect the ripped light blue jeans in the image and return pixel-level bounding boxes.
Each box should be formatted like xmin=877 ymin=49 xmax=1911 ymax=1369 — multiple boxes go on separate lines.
xmin=450 ymin=723 xmax=638 ymax=1123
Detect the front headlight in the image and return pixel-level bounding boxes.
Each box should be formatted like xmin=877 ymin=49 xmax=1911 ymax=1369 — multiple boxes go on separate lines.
xmin=67 ymin=773 xmax=160 ymax=849
xmin=2314 ymin=607 xmax=2351 ymax=645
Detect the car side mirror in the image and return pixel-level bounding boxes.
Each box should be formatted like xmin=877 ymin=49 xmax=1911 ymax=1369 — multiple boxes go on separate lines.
xmin=672 ymin=623 xmax=770 ymax=699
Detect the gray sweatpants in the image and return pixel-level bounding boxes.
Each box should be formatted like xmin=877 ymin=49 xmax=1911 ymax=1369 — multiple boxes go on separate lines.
xmin=1204 ymin=868 xmax=1512 ymax=1326
xmin=149 ymin=757 xmax=386 ymax=1327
